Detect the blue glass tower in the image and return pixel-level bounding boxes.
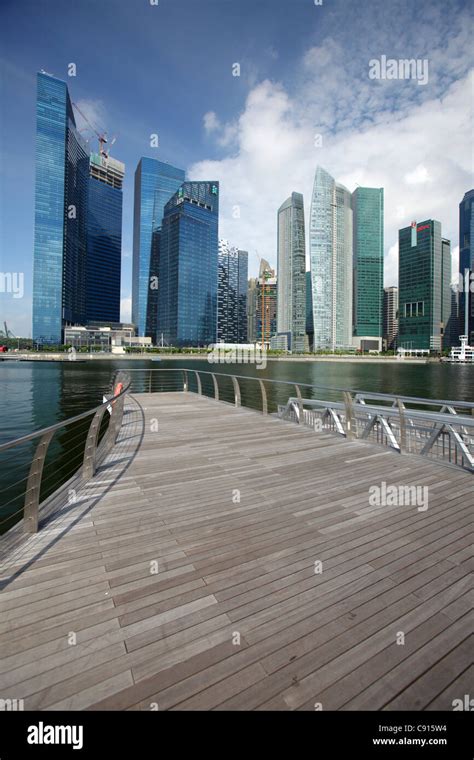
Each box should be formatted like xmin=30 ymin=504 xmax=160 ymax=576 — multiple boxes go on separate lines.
xmin=157 ymin=182 xmax=219 ymax=346
xmin=459 ymin=189 xmax=474 ymax=342
xmin=85 ymin=154 xmax=124 ymax=323
xmin=132 ymin=158 xmax=185 ymax=340
xmin=217 ymin=241 xmax=248 ymax=343
xmin=33 ymin=72 xmax=89 ymax=343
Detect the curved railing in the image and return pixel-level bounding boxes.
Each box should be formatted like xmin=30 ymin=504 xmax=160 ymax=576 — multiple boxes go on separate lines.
xmin=0 ymin=371 xmax=131 ymax=535
xmin=118 ymin=368 xmax=474 ymax=473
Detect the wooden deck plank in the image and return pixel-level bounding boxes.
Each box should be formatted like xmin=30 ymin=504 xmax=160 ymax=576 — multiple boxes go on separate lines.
xmin=1 ymin=390 xmax=472 ymax=711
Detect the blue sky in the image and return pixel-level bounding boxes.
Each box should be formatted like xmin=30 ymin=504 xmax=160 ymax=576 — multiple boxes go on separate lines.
xmin=0 ymin=0 xmax=472 ymax=336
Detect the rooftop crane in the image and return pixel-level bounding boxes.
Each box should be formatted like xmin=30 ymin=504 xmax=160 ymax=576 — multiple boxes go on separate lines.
xmin=72 ymin=102 xmax=116 ymax=158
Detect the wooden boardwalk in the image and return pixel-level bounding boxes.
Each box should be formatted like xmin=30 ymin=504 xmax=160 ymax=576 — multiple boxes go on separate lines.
xmin=0 ymin=391 xmax=472 ymax=711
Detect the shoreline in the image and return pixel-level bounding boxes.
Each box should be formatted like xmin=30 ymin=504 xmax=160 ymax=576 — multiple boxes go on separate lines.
xmin=0 ymin=352 xmax=432 ymax=365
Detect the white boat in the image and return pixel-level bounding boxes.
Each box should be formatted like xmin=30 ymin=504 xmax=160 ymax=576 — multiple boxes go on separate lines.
xmin=447 ymin=335 xmax=474 ymax=364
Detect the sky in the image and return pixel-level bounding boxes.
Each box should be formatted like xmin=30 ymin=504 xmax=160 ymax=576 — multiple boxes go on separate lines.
xmin=0 ymin=0 xmax=472 ymax=337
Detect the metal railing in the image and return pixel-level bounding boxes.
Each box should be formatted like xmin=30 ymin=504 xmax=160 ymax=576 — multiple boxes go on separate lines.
xmin=0 ymin=372 xmax=131 ymax=535
xmin=120 ymin=368 xmax=474 ymax=473
xmin=2 ymin=366 xmax=472 ymax=538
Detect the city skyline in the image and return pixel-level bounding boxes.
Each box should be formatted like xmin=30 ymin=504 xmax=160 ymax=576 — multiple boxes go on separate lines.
xmin=1 ymin=0 xmax=472 ymax=337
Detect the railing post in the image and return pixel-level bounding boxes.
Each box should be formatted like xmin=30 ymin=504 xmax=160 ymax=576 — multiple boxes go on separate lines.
xmin=343 ymin=391 xmax=356 ymax=440
xmin=83 ymin=407 xmax=107 ymax=480
xmin=194 ymin=371 xmax=202 ymax=395
xmin=23 ymin=431 xmax=54 ymax=533
xmin=295 ymin=384 xmax=303 ymax=423
xmin=212 ymin=373 xmax=219 ymax=401
xmin=397 ymin=398 xmax=407 ymax=453
xmin=232 ymin=376 xmax=241 ymax=407
xmin=258 ymin=379 xmax=268 ymax=415
xmin=183 ymin=370 xmax=188 ymax=392
xmin=148 ymin=370 xmax=152 ymax=394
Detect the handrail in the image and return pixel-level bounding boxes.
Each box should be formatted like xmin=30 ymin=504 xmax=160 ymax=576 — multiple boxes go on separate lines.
xmin=0 ymin=380 xmax=131 ymax=453
xmin=117 ymin=367 xmax=473 ymax=472
xmin=0 ymin=373 xmax=132 ymax=534
xmin=120 ymin=367 xmax=474 ymax=412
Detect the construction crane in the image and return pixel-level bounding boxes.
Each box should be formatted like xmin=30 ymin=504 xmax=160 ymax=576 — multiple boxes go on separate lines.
xmin=72 ymin=102 xmax=116 ymax=158
xmin=1 ymin=322 xmax=15 ymax=339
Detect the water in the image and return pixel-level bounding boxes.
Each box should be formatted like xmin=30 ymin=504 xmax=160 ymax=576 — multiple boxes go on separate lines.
xmin=1 ymin=358 xmax=472 ymax=533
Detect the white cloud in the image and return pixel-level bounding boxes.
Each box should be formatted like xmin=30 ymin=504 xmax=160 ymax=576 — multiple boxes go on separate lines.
xmin=405 ymin=164 xmax=432 ymax=185
xmin=203 ymin=111 xmax=220 ymax=133
xmin=192 ymin=66 xmax=472 ymax=286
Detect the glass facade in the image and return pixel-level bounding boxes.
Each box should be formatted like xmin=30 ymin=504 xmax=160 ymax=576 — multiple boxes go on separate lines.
xmin=310 ymin=167 xmax=353 ymax=350
xmin=86 ymin=176 xmax=122 ymax=323
xmin=277 ymin=192 xmax=306 ymax=353
xmin=217 ymin=241 xmax=248 ymax=343
xmin=32 ymin=72 xmax=122 ymax=343
xmin=352 ymin=187 xmax=384 ymax=338
xmin=132 ymin=158 xmax=185 ymax=340
xmin=459 ymin=189 xmax=474 ymax=342
xmin=305 ymin=271 xmax=314 ymax=349
xmin=157 ymin=182 xmax=219 ymax=346
xmin=32 ymin=72 xmax=82 ymax=343
xmin=398 ymin=220 xmax=452 ymax=351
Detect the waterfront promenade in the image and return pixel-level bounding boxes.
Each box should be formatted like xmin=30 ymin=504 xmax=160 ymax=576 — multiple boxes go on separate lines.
xmin=0 ymin=391 xmax=472 ymax=710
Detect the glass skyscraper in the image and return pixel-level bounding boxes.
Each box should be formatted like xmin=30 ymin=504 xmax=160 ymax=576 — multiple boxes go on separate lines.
xmin=310 ymin=167 xmax=353 ymax=350
xmin=277 ymin=192 xmax=306 ymax=353
xmin=459 ymin=189 xmax=474 ymax=342
xmin=85 ymin=154 xmax=125 ymax=323
xmin=132 ymin=158 xmax=185 ymax=341
xmin=398 ymin=220 xmax=452 ymax=351
xmin=33 ymin=72 xmax=89 ymax=343
xmin=157 ymin=182 xmax=219 ymax=346
xmin=352 ymin=187 xmax=384 ymax=340
xmin=217 ymin=240 xmax=248 ymax=343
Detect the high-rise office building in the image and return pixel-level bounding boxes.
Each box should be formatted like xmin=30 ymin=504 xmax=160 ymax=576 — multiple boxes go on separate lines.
xmin=383 ymin=286 xmax=398 ymax=350
xmin=306 ymin=271 xmax=314 ymax=351
xmin=277 ymin=192 xmax=306 ymax=352
xmin=352 ymin=187 xmax=384 ymax=348
xmin=309 ymin=167 xmax=353 ymax=350
xmin=132 ymin=158 xmax=185 ymax=341
xmin=85 ymin=153 xmax=124 ymax=323
xmin=33 ymin=72 xmax=89 ymax=343
xmin=255 ymin=260 xmax=277 ymax=346
xmin=237 ymin=250 xmax=249 ymax=344
xmin=217 ymin=241 xmax=248 ymax=343
xmin=398 ymin=220 xmax=452 ymax=351
xmin=459 ymin=189 xmax=474 ymax=342
xmin=157 ymin=181 xmax=219 ymax=346
xmin=247 ymin=278 xmax=257 ymax=343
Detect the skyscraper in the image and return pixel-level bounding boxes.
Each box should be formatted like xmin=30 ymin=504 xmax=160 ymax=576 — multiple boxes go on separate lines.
xmin=85 ymin=153 xmax=124 ymax=323
xmin=277 ymin=192 xmax=306 ymax=352
xmin=306 ymin=271 xmax=314 ymax=351
xmin=255 ymin=260 xmax=277 ymax=347
xmin=217 ymin=241 xmax=248 ymax=343
xmin=247 ymin=278 xmax=257 ymax=343
xmin=459 ymin=189 xmax=474 ymax=342
xmin=309 ymin=167 xmax=353 ymax=350
xmin=383 ymin=286 xmax=398 ymax=350
xmin=33 ymin=72 xmax=89 ymax=343
xmin=157 ymin=181 xmax=219 ymax=346
xmin=352 ymin=187 xmax=384 ymax=348
xmin=132 ymin=158 xmax=185 ymax=341
xmin=398 ymin=220 xmax=452 ymax=351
